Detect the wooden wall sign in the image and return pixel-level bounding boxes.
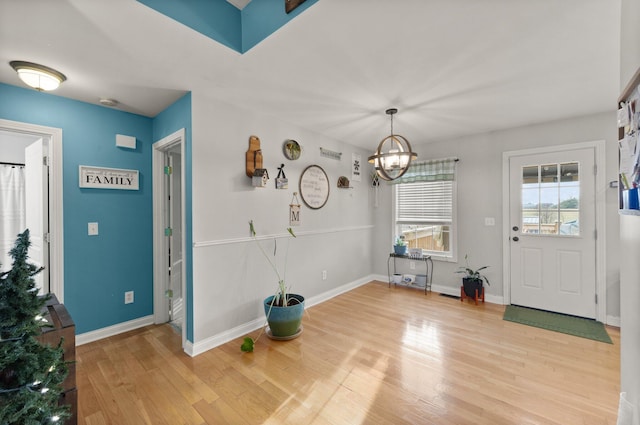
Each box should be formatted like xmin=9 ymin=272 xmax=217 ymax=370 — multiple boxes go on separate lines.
xmin=290 ymin=192 xmax=301 ymax=226
xmin=246 ymin=135 xmax=263 ymax=177
xmin=290 ymin=204 xmax=300 ymax=226
xmin=79 ymin=165 xmax=139 ymax=190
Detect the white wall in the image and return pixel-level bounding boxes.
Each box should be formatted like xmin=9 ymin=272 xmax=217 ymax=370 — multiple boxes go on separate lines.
xmin=190 ymin=93 xmax=375 ymax=347
xmin=373 ymin=111 xmax=620 ymax=319
xmin=619 ymin=0 xmax=640 ymax=410
xmin=0 ymin=131 xmax=39 ymax=163
xmin=620 ymin=215 xmax=640 ymax=404
xmin=621 ymin=0 xmax=640 ymax=87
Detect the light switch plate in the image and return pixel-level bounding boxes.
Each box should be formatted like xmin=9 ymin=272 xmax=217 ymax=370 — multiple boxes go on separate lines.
xmin=484 ymin=217 xmax=495 ymax=226
xmin=88 ymin=222 xmax=99 ymax=235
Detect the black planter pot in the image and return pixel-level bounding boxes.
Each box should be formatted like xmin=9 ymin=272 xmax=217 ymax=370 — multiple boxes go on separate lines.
xmin=462 ymin=277 xmax=483 ymax=298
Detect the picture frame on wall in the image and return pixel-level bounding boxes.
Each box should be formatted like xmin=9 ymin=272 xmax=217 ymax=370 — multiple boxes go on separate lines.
xmin=299 ymin=165 xmax=329 ymax=209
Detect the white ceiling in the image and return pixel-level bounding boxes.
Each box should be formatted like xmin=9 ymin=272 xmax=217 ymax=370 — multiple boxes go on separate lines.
xmin=0 ymin=0 xmax=621 ymax=149
xmin=226 ymin=0 xmax=252 ymax=10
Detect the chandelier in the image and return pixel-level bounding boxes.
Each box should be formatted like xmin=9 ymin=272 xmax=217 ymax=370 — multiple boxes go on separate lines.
xmin=368 ymin=108 xmax=417 ymax=181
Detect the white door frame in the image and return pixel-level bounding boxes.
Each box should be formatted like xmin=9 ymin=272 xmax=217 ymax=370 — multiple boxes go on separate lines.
xmin=502 ymin=140 xmax=606 ymax=323
xmin=152 ymin=128 xmax=186 ymax=348
xmin=0 ymin=119 xmax=64 ymax=301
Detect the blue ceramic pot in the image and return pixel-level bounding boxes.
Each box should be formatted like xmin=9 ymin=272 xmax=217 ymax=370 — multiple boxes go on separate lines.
xmin=264 ymin=294 xmax=305 ymax=337
xmin=394 ymin=245 xmax=407 ymax=255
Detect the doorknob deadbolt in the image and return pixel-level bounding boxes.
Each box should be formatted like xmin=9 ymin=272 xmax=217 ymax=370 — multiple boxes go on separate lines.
xmin=512 ymin=226 xmax=519 ymax=231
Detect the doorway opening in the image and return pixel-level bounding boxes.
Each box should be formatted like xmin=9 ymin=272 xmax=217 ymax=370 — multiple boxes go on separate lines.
xmin=152 ymin=129 xmax=186 ymax=348
xmin=502 ymin=141 xmax=606 ymax=322
xmin=0 ymin=119 xmax=63 ymax=301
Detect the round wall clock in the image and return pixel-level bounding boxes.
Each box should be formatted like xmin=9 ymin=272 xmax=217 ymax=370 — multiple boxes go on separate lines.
xmin=283 ymin=139 xmax=301 ymax=160
xmin=299 ymin=165 xmax=329 ymax=209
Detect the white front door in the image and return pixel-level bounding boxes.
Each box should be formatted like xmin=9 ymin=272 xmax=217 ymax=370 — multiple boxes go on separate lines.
xmin=508 ymin=147 xmax=596 ymax=318
xmin=24 ymin=138 xmax=49 ymax=295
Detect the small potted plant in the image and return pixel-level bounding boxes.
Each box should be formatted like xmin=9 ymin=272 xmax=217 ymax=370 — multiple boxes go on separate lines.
xmin=241 ymin=220 xmax=304 ymax=352
xmin=394 ymin=235 xmax=407 ymax=255
xmin=456 ymin=254 xmax=490 ymax=300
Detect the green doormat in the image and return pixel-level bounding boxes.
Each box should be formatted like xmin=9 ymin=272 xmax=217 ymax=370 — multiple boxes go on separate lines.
xmin=503 ymin=305 xmax=612 ymax=344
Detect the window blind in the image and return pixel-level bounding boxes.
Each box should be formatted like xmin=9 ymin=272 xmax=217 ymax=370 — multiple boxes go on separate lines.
xmin=396 ymin=180 xmax=453 ymax=224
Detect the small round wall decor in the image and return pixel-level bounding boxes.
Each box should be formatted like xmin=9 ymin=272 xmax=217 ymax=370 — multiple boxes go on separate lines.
xmin=299 ymin=165 xmax=329 ymax=209
xmin=283 ymin=139 xmax=301 ymax=160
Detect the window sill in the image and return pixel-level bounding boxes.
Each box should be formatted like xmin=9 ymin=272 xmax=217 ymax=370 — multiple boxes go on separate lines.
xmin=428 ymin=254 xmax=456 ymax=263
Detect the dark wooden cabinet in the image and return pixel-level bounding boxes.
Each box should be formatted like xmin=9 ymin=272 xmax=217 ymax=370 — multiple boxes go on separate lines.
xmin=37 ymin=295 xmax=77 ymax=425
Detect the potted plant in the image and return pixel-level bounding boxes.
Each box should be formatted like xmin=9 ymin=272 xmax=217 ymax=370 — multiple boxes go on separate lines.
xmin=456 ymin=254 xmax=490 ymax=299
xmin=241 ymin=220 xmax=304 ymax=352
xmin=394 ymin=235 xmax=407 ymax=255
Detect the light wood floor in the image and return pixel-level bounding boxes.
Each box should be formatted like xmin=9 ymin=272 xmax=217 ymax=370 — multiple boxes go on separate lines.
xmin=76 ymin=282 xmax=620 ymax=425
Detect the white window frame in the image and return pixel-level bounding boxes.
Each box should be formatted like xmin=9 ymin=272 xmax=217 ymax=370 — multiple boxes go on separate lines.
xmin=392 ymin=178 xmax=457 ymax=262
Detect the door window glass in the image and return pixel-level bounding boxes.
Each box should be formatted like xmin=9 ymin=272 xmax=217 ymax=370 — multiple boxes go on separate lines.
xmin=521 ymin=162 xmax=579 ymax=235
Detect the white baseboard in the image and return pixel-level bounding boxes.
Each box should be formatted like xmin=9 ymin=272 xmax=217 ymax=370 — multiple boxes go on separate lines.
xmin=189 ymin=317 xmax=264 ymax=356
xmin=76 ymin=315 xmax=154 ymax=346
xmin=606 ymin=315 xmax=621 ymax=327
xmin=305 ymin=275 xmax=372 ymax=308
xmin=371 ymin=275 xmax=505 ymax=304
xmin=79 ymin=279 xmax=615 ymax=355
xmin=431 ymin=283 xmax=505 ymax=305
xmin=188 ymin=276 xmax=373 ymax=357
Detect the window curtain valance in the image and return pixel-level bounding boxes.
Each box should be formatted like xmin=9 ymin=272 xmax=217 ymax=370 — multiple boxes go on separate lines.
xmin=390 ymin=157 xmax=458 ymax=184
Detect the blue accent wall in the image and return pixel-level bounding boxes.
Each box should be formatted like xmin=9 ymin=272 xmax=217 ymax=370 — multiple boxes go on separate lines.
xmin=151 ymin=93 xmax=193 ymax=342
xmin=137 ymin=0 xmax=318 ymax=53
xmin=136 ymin=0 xmax=242 ymax=52
xmin=241 ymin=0 xmax=319 ymax=52
xmin=0 ymin=83 xmax=192 ymax=338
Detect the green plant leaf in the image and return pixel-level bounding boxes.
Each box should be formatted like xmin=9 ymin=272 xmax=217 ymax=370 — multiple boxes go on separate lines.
xmin=241 ymin=337 xmax=255 ymax=352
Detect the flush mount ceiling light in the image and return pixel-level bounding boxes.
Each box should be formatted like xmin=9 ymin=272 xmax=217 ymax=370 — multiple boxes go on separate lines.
xmin=99 ymin=98 xmax=119 ymax=107
xmin=9 ymin=61 xmax=67 ymax=91
xmin=368 ymin=108 xmax=417 ymax=181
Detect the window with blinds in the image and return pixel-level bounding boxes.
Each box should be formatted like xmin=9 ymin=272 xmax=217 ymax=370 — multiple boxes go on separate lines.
xmin=395 ymin=180 xmax=455 ymax=259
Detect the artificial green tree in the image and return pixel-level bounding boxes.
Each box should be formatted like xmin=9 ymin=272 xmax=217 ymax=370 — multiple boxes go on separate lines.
xmin=0 ymin=230 xmax=69 ymax=424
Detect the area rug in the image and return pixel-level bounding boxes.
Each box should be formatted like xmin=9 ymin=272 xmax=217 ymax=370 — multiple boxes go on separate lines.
xmin=503 ymin=305 xmax=612 ymax=344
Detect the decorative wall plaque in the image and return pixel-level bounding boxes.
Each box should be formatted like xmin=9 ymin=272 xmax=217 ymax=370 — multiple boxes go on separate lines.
xmin=299 ymin=165 xmax=329 ymax=209
xmin=283 ymin=140 xmax=301 ymax=160
xmin=79 ymin=165 xmax=139 ymax=190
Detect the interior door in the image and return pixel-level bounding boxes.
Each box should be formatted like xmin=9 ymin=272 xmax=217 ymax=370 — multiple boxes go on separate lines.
xmin=168 ymin=149 xmax=183 ymax=327
xmin=24 ymin=138 xmax=49 ymax=295
xmin=509 ymin=147 xmax=596 ymax=318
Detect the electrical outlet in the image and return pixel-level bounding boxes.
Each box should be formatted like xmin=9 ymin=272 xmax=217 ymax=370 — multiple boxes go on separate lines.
xmin=124 ymin=291 xmax=134 ymax=304
xmin=322 ymin=270 xmax=327 ymax=280
xmin=409 ymin=261 xmax=416 ymax=270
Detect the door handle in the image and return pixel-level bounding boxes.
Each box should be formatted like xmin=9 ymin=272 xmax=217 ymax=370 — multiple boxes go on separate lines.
xmin=512 ymin=226 xmax=519 ymax=231
xmin=512 ymin=236 xmax=519 ymax=242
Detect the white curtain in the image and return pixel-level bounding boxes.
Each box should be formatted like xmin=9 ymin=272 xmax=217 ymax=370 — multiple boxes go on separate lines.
xmin=0 ymin=164 xmax=26 ymax=273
